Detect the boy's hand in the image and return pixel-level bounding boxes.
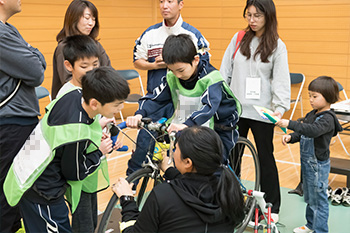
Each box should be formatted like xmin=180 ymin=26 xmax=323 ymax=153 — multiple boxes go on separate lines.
xmin=99 ymin=136 xmax=113 ymax=155
xmin=167 ymin=123 xmax=187 ymax=133
xmin=281 ymin=134 xmax=291 ymax=146
xmin=275 ymin=119 xmax=289 ymax=128
xmin=126 ymin=114 xmax=142 ymax=128
xmin=112 ymin=178 xmax=134 ymax=197
xmin=112 ymin=138 xmax=123 ymax=151
xmin=100 ymin=117 xmax=115 ymax=130
xmin=159 ymin=154 xmax=174 ymax=172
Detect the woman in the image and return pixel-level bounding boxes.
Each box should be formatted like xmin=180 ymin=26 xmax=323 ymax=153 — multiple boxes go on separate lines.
xmin=220 ymin=0 xmax=290 ymax=222
xmin=51 ymin=0 xmax=110 ymax=99
xmin=113 ymin=126 xmax=245 ymax=232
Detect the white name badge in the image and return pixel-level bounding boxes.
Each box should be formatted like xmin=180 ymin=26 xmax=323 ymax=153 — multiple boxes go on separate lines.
xmin=245 ymin=77 xmax=261 ymax=99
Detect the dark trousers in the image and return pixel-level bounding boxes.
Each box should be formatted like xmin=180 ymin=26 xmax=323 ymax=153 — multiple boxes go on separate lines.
xmin=71 ymin=191 xmax=97 ymax=233
xmin=237 ymin=118 xmax=281 ymax=213
xmin=20 ymin=196 xmax=71 ymax=233
xmin=0 ymin=123 xmax=36 ymax=233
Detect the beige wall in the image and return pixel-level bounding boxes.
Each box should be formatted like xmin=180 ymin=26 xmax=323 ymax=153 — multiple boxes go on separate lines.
xmin=7 ymin=0 xmax=350 ymax=119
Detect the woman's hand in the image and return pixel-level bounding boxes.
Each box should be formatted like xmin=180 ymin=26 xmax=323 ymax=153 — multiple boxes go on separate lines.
xmin=167 ymin=123 xmax=187 ymax=133
xmin=159 ymin=154 xmax=174 ymax=172
xmin=271 ymin=111 xmax=282 ymax=119
xmin=112 ymin=178 xmax=134 ymax=197
xmin=126 ymin=114 xmax=142 ymax=128
xmin=281 ymin=134 xmax=291 ymax=146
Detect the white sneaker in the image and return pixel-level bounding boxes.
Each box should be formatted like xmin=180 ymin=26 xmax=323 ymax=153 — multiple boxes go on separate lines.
xmin=293 ymin=225 xmax=314 ymax=233
xmin=271 ymin=213 xmax=279 ymax=223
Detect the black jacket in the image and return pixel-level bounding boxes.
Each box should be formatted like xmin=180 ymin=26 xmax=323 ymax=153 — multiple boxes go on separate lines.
xmin=288 ymin=109 xmax=343 ymax=160
xmin=120 ymin=167 xmax=236 ymax=233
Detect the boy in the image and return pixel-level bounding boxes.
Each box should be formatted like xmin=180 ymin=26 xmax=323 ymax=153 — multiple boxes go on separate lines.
xmin=127 ymin=34 xmax=241 ymax=162
xmin=4 ymin=67 xmax=130 ymax=232
xmin=56 ymin=35 xmax=100 ymax=98
xmin=276 ymin=76 xmax=342 ymax=233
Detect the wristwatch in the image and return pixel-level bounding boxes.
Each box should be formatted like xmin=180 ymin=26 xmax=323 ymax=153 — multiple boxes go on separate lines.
xmin=120 ymin=195 xmax=134 ymax=202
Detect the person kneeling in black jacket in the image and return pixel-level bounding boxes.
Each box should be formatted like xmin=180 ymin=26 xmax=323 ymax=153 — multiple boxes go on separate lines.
xmin=113 ymin=126 xmax=245 ymax=232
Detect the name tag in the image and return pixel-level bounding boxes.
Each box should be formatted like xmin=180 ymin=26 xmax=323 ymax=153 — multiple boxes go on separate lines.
xmin=245 ymin=77 xmax=261 ymax=99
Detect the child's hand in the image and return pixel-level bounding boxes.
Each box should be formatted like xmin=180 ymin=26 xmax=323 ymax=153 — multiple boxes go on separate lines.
xmin=100 ymin=117 xmax=115 ymax=129
xmin=112 ymin=138 xmax=123 ymax=151
xmin=167 ymin=123 xmax=187 ymax=133
xmin=99 ymin=136 xmax=113 ymax=155
xmin=126 ymin=114 xmax=142 ymax=128
xmin=275 ymin=119 xmax=289 ymax=128
xmin=281 ymin=134 xmax=291 ymax=146
xmin=112 ymin=178 xmax=134 ymax=197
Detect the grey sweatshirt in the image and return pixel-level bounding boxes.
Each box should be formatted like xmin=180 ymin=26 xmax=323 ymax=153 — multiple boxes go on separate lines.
xmin=0 ymin=22 xmax=46 ymax=124
xmin=220 ymin=32 xmax=290 ymax=122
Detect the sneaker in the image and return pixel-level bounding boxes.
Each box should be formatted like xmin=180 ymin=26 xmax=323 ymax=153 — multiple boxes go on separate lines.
xmin=132 ymin=183 xmax=137 ymax=195
xmin=331 ymin=187 xmax=347 ymax=206
xmin=342 ymin=188 xmax=350 ymax=207
xmin=293 ymin=225 xmax=314 ymax=233
xmin=327 ymin=186 xmax=333 ymax=199
xmin=271 ymin=213 xmax=279 ymax=223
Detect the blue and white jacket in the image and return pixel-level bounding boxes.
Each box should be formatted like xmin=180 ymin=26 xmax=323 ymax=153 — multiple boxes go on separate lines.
xmin=135 ymin=55 xmax=241 ymax=129
xmin=133 ymin=15 xmax=210 ymax=93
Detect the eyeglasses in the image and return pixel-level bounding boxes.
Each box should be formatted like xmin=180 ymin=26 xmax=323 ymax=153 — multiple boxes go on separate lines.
xmin=245 ymin=13 xmax=264 ymax=21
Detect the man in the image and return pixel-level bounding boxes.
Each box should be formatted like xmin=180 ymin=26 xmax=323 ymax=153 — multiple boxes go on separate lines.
xmin=128 ymin=0 xmax=210 ymax=178
xmin=0 ymin=0 xmax=46 ymax=231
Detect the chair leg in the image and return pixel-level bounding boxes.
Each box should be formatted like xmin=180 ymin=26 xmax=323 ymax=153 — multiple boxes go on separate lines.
xmin=119 ymin=111 xmax=124 ymax=122
xmin=337 ymin=133 xmax=349 ymax=156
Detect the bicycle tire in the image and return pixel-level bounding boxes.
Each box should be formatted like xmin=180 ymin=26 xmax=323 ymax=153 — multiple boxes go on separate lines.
xmin=96 ymin=167 xmax=161 ymax=233
xmin=230 ymin=137 xmax=260 ymax=233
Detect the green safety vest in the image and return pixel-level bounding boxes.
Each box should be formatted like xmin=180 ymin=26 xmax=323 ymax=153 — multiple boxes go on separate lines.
xmin=4 ymin=90 xmax=109 ymax=212
xmin=166 ymin=70 xmax=241 ymax=128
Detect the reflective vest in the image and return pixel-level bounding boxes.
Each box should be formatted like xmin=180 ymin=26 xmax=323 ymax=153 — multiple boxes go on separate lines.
xmin=166 ymin=70 xmax=241 ymax=128
xmin=4 ymin=91 xmax=108 ymax=212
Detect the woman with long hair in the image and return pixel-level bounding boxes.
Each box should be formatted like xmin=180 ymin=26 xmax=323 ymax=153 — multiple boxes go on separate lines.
xmin=51 ymin=0 xmax=110 ymax=99
xmin=220 ymin=0 xmax=291 ymax=222
xmin=113 ymin=126 xmax=245 ymax=232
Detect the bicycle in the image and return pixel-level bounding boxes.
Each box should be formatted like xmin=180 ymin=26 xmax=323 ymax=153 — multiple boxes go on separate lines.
xmin=97 ymin=118 xmax=261 ymax=233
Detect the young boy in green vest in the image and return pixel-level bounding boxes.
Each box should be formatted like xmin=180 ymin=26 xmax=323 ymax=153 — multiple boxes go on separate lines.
xmin=127 ymin=34 xmax=241 ymax=164
xmin=4 ymin=66 xmax=129 ymax=232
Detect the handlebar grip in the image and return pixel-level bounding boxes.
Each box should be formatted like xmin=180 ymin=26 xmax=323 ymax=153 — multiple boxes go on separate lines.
xmin=116 ymin=145 xmax=128 ymax=152
xmin=117 ymin=121 xmax=127 ymax=130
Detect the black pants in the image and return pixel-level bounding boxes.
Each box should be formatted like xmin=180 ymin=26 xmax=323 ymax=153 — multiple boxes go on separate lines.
xmin=237 ymin=118 xmax=281 ymax=213
xmin=71 ymin=191 xmax=97 ymax=233
xmin=0 ymin=123 xmax=37 ymax=233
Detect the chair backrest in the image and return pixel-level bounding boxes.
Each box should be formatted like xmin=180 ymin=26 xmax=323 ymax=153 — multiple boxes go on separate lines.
xmin=289 ymin=73 xmax=305 ymax=120
xmin=35 ymin=86 xmax=51 ymax=100
xmin=117 ymin=69 xmax=145 ymax=96
xmin=337 ymin=81 xmax=348 ymax=100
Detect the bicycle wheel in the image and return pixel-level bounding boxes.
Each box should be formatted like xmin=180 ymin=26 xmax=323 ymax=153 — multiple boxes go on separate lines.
xmin=96 ymin=167 xmax=162 ymax=233
xmin=230 ymin=137 xmax=260 ymax=233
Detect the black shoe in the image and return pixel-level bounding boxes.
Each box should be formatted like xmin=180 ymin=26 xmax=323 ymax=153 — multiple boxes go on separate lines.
xmin=288 ymin=182 xmax=303 ymax=196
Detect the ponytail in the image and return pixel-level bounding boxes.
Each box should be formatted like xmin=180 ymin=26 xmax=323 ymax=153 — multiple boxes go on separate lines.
xmin=216 ymin=165 xmax=245 ymax=227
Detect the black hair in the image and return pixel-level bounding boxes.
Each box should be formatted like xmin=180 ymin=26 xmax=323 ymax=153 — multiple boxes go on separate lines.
xmin=177 ymin=126 xmax=244 ymax=226
xmin=308 ymin=76 xmax=339 ymax=104
xmin=81 ymin=66 xmax=130 ymax=105
xmin=162 ymin=34 xmax=197 ymax=65
xmin=63 ymin=35 xmax=99 ymax=67
xmin=240 ymin=0 xmax=279 ymax=62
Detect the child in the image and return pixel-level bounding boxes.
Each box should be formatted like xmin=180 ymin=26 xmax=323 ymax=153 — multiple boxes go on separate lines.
xmin=276 ymin=76 xmax=343 ymax=233
xmin=4 ymin=67 xmax=130 ymax=232
xmin=57 ymin=34 xmax=107 ymax=233
xmin=56 ymin=35 xmax=100 ymax=98
xmin=127 ymin=34 xmax=241 ymax=164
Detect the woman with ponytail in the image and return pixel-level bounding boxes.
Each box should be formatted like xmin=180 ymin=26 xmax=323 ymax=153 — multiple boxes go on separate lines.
xmin=113 ymin=126 xmax=244 ymax=232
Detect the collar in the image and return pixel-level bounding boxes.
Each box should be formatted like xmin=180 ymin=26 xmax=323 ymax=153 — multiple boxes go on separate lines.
xmin=162 ymin=15 xmax=183 ymax=32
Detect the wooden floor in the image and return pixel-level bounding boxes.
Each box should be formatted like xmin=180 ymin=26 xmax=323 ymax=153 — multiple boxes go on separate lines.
xmin=97 ymin=123 xmax=350 ymax=213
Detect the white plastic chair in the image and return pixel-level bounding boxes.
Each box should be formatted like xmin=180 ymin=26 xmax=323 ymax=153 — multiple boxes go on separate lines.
xmin=289 ymin=73 xmax=305 ymax=120
xmin=117 ymin=69 xmax=145 ymax=121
